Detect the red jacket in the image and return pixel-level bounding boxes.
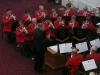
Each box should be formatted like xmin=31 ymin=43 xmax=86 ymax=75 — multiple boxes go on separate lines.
xmin=79 ymin=10 xmax=92 ymax=16
xmin=2 ymin=13 xmax=17 ymax=32
xmin=28 ymin=23 xmax=36 ymax=40
xmin=35 ymin=10 xmax=48 ymax=21
xmin=16 ymin=27 xmax=25 ymax=43
xmin=50 ymin=13 xmax=58 ymax=19
xmin=54 ymin=19 xmax=67 ymax=30
xmin=22 ymin=14 xmax=33 ymax=23
xmin=62 ymin=9 xmax=75 ymax=16
xmin=68 ymin=21 xmax=79 ymax=34
xmin=42 ymin=21 xmax=55 ymax=37
xmin=16 ymin=26 xmax=29 ymax=43
xmin=65 ymin=54 xmax=84 ymax=75
xmin=82 ymin=21 xmax=94 ymax=30
xmin=86 ymin=52 xmax=100 ymax=62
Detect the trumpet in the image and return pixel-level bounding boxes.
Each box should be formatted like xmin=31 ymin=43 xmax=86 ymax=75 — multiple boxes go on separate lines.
xmin=82 ymin=21 xmax=89 ymax=29
xmin=27 ymin=15 xmax=31 ymax=21
xmin=10 ymin=14 xmax=16 ymax=20
xmin=22 ymin=27 xmax=28 ymax=34
xmin=49 ymin=22 xmax=55 ymax=29
xmin=70 ymin=22 xmax=74 ymax=29
xmin=60 ymin=21 xmax=64 ymax=27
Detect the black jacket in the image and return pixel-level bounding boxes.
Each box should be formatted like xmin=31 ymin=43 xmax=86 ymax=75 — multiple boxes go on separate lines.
xmin=34 ymin=29 xmax=50 ymax=52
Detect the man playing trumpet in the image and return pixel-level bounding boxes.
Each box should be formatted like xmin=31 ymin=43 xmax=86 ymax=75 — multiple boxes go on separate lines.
xmin=81 ymin=17 xmax=94 ymax=30
xmin=68 ymin=15 xmax=79 ymax=34
xmin=54 ymin=14 xmax=67 ymax=30
xmin=42 ymin=16 xmax=55 ymax=39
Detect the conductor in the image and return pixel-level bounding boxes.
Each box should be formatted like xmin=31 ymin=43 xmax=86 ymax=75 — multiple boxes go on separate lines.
xmin=34 ymin=23 xmax=51 ymax=73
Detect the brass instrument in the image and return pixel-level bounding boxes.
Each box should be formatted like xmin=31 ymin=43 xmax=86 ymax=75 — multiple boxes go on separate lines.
xmin=27 ymin=15 xmax=31 ymax=21
xmin=10 ymin=14 xmax=16 ymax=20
xmin=49 ymin=22 xmax=55 ymax=29
xmin=60 ymin=21 xmax=64 ymax=27
xmin=70 ymin=22 xmax=74 ymax=29
xmin=22 ymin=27 xmax=28 ymax=34
xmin=82 ymin=21 xmax=89 ymax=29
xmin=89 ymin=72 xmax=95 ymax=75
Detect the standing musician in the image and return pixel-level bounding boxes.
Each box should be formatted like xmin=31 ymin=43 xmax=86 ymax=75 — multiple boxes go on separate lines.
xmin=96 ymin=23 xmax=100 ymax=35
xmin=16 ymin=20 xmax=31 ymax=58
xmin=22 ymin=9 xmax=33 ymax=26
xmin=28 ymin=18 xmax=38 ymax=58
xmin=62 ymin=3 xmax=75 ymax=16
xmin=54 ymin=14 xmax=67 ymax=30
xmin=81 ymin=17 xmax=94 ymax=30
xmin=50 ymin=8 xmax=58 ymax=19
xmin=42 ymin=16 xmax=55 ymax=42
xmin=68 ymin=15 xmax=79 ymax=34
xmin=79 ymin=6 xmax=92 ymax=16
xmin=2 ymin=8 xmax=17 ymax=43
xmin=35 ymin=5 xmax=48 ymax=22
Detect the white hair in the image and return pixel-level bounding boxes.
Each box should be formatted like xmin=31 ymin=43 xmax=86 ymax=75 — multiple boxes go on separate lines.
xmin=32 ymin=18 xmax=37 ymax=22
xmin=39 ymin=5 xmax=44 ymax=9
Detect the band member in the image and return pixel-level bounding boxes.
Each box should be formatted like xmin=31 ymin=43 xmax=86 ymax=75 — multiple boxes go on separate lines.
xmin=68 ymin=15 xmax=79 ymax=34
xmin=62 ymin=3 xmax=75 ymax=16
xmin=2 ymin=8 xmax=17 ymax=43
xmin=35 ymin=5 xmax=48 ymax=22
xmin=16 ymin=20 xmax=30 ymax=58
xmin=34 ymin=23 xmax=51 ymax=73
xmin=86 ymin=46 xmax=100 ymax=62
xmin=63 ymin=47 xmax=84 ymax=75
xmin=79 ymin=6 xmax=92 ymax=16
xmin=54 ymin=14 xmax=67 ymax=30
xmin=96 ymin=22 xmax=100 ymax=35
xmin=28 ymin=18 xmax=38 ymax=57
xmin=81 ymin=17 xmax=94 ymax=30
xmin=92 ymin=4 xmax=100 ymax=17
xmin=22 ymin=9 xmax=33 ymax=25
xmin=50 ymin=8 xmax=58 ymax=19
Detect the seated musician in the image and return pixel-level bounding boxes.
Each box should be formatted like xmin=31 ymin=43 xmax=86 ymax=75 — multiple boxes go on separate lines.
xmin=68 ymin=15 xmax=79 ymax=34
xmin=62 ymin=3 xmax=75 ymax=16
xmin=92 ymin=4 xmax=100 ymax=17
xmin=81 ymin=17 xmax=94 ymax=30
xmin=63 ymin=47 xmax=84 ymax=75
xmin=35 ymin=5 xmax=48 ymax=22
xmin=42 ymin=16 xmax=55 ymax=43
xmin=86 ymin=46 xmax=100 ymax=62
xmin=54 ymin=14 xmax=67 ymax=30
xmin=79 ymin=6 xmax=92 ymax=16
xmin=22 ymin=9 xmax=33 ymax=26
xmin=16 ymin=20 xmax=31 ymax=58
xmin=50 ymin=8 xmax=58 ymax=19
xmin=2 ymin=8 xmax=17 ymax=43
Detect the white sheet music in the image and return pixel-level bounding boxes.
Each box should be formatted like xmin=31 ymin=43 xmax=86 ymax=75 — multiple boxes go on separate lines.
xmin=82 ymin=59 xmax=97 ymax=71
xmin=76 ymin=42 xmax=88 ymax=53
xmin=49 ymin=45 xmax=58 ymax=52
xmin=59 ymin=43 xmax=72 ymax=53
xmin=90 ymin=38 xmax=100 ymax=48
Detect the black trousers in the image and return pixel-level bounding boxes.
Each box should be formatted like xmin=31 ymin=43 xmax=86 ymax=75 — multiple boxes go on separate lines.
xmin=34 ymin=51 xmax=45 ymax=72
xmin=5 ymin=32 xmax=12 ymax=43
xmin=62 ymin=67 xmax=70 ymax=75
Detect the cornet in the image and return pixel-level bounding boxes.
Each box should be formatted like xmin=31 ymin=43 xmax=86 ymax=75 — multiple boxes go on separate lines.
xmin=49 ymin=22 xmax=55 ymax=29
xmin=27 ymin=15 xmax=31 ymax=21
xmin=70 ymin=22 xmax=74 ymax=29
xmin=82 ymin=21 xmax=89 ymax=29
xmin=60 ymin=21 xmax=64 ymax=27
xmin=10 ymin=14 xmax=16 ymax=20
xmin=22 ymin=27 xmax=28 ymax=34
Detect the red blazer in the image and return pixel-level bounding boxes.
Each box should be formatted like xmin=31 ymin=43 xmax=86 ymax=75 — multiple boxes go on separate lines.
xmin=86 ymin=52 xmax=100 ymax=62
xmin=82 ymin=21 xmax=94 ymax=30
xmin=62 ymin=9 xmax=75 ymax=16
xmin=35 ymin=10 xmax=48 ymax=20
xmin=50 ymin=13 xmax=58 ymax=19
xmin=28 ymin=23 xmax=35 ymax=40
xmin=22 ymin=14 xmax=33 ymax=23
xmin=79 ymin=10 xmax=92 ymax=16
xmin=68 ymin=21 xmax=79 ymax=34
xmin=54 ymin=19 xmax=67 ymax=30
xmin=16 ymin=27 xmax=25 ymax=43
xmin=42 ymin=21 xmax=55 ymax=37
xmin=65 ymin=54 xmax=84 ymax=75
xmin=2 ymin=13 xmax=17 ymax=32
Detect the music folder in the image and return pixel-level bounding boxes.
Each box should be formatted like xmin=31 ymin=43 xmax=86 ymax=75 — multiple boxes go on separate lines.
xmin=81 ymin=59 xmax=97 ymax=71
xmin=59 ymin=43 xmax=72 ymax=53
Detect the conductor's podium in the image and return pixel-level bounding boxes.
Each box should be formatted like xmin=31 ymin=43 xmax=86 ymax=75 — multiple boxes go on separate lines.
xmin=45 ymin=47 xmax=65 ymax=70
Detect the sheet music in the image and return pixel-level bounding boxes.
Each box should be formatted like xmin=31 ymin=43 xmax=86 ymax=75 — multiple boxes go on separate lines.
xmin=76 ymin=42 xmax=88 ymax=53
xmin=82 ymin=59 xmax=97 ymax=71
xmin=59 ymin=43 xmax=72 ymax=53
xmin=49 ymin=45 xmax=58 ymax=52
xmin=90 ymin=38 xmax=100 ymax=48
